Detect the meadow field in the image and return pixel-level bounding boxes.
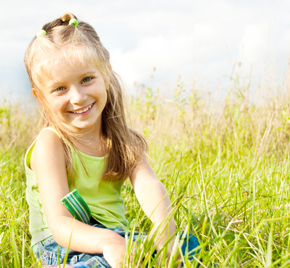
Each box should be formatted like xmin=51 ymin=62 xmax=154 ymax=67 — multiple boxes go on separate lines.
xmin=1 ymin=75 xmax=290 ymax=267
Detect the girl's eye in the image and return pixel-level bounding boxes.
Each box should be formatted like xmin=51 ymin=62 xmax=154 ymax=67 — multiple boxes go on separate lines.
xmin=82 ymin=77 xmax=92 ymax=83
xmin=55 ymin=86 xmax=65 ymax=92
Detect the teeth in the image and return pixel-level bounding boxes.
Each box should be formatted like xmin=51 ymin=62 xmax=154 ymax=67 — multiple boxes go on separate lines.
xmin=71 ymin=103 xmax=93 ymax=114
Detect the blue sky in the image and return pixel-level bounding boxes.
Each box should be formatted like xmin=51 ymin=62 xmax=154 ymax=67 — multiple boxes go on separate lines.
xmin=1 ymin=0 xmax=290 ymax=101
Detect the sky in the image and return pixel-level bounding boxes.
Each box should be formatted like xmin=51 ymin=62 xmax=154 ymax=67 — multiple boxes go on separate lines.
xmin=1 ymin=0 xmax=290 ymax=102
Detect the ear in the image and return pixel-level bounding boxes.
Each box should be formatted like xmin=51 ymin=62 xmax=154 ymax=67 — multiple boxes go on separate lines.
xmin=31 ymin=88 xmax=38 ymax=99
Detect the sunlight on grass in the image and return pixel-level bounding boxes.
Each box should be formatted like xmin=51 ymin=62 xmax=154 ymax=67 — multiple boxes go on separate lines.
xmin=1 ymin=74 xmax=290 ymax=267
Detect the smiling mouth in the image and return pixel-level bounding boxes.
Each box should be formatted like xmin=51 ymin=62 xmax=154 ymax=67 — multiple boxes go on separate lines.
xmin=69 ymin=102 xmax=95 ymax=114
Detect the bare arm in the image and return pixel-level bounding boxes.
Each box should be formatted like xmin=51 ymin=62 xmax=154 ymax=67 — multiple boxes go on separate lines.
xmin=31 ymin=130 xmax=125 ymax=267
xmin=130 ymin=157 xmax=177 ymax=252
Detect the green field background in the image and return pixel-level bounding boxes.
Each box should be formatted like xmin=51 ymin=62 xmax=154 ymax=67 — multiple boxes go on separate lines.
xmin=1 ymin=79 xmax=290 ymax=267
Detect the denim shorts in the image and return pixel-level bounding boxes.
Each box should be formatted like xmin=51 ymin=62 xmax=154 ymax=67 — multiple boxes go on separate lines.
xmin=32 ymin=221 xmax=200 ymax=268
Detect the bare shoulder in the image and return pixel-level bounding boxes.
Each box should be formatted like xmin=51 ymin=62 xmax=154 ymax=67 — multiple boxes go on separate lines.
xmin=30 ymin=129 xmax=65 ymax=172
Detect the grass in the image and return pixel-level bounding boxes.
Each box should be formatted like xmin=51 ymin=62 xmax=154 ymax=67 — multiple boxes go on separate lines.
xmin=1 ymin=74 xmax=290 ymax=267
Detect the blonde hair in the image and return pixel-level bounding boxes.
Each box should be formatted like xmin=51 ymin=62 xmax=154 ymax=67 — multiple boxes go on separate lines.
xmin=24 ymin=13 xmax=147 ymax=182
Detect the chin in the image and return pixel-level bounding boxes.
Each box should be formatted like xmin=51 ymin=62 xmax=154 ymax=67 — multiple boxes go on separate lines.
xmin=75 ymin=122 xmax=97 ymax=132
xmin=59 ymin=122 xmax=94 ymax=133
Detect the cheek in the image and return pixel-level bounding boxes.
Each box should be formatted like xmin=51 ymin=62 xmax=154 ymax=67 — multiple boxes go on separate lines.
xmin=45 ymin=97 xmax=68 ymax=114
xmin=95 ymin=84 xmax=107 ymax=105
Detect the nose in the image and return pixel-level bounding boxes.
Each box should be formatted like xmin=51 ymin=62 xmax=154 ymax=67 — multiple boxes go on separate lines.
xmin=69 ymin=85 xmax=87 ymax=105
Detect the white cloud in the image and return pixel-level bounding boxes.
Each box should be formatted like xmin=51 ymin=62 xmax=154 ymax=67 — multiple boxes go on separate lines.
xmin=1 ymin=0 xmax=290 ymax=99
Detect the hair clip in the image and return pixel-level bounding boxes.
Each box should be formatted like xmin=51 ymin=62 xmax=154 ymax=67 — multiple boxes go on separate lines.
xmin=69 ymin=18 xmax=79 ymax=27
xmin=36 ymin=30 xmax=47 ymax=37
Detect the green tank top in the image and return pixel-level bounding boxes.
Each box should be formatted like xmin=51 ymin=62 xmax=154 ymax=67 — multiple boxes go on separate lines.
xmin=25 ymin=127 xmax=128 ymax=246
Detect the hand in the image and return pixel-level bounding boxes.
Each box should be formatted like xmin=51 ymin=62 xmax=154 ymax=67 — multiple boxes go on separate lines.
xmin=126 ymin=241 xmax=144 ymax=268
xmin=155 ymin=235 xmax=182 ymax=268
xmin=102 ymin=237 xmax=126 ymax=268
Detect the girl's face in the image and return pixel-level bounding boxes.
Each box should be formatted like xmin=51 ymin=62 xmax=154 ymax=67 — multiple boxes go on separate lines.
xmin=36 ymin=59 xmax=107 ymax=134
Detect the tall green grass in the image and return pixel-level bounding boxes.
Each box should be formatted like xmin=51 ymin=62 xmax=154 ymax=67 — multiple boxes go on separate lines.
xmin=1 ymin=75 xmax=290 ymax=267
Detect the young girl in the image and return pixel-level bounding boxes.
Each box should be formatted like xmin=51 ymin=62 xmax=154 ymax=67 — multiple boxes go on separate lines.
xmin=24 ymin=13 xmax=200 ymax=268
